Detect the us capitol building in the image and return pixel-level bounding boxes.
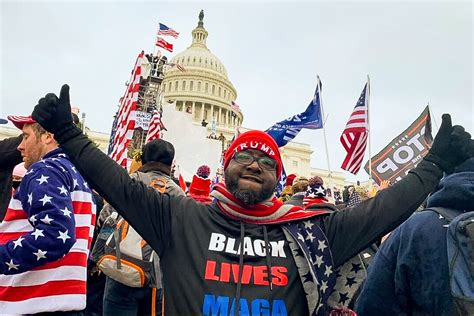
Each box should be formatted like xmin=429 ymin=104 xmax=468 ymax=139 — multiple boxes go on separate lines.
xmin=0 ymin=11 xmax=346 ymax=189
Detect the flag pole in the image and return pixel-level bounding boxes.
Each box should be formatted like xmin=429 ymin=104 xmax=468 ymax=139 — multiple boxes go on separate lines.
xmin=427 ymin=102 xmax=439 ymax=132
xmin=318 ymin=75 xmax=332 ymax=178
xmin=367 ymin=75 xmax=372 ymax=181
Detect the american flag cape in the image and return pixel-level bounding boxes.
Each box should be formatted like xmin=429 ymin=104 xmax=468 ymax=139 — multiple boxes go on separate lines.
xmin=109 ymin=52 xmax=144 ymax=167
xmin=157 ymin=22 xmax=179 ymax=38
xmin=340 ymin=82 xmax=370 ymax=174
xmin=145 ymin=108 xmax=167 ymax=143
xmin=0 ymin=149 xmax=96 ymax=314
xmin=266 ymin=77 xmax=323 ymax=147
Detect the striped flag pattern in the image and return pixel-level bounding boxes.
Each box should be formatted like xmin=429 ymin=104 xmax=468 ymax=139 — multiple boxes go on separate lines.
xmin=0 ymin=152 xmax=96 ymax=313
xmin=109 ymin=52 xmax=144 ymax=167
xmin=167 ymin=62 xmax=186 ymax=72
xmin=145 ymin=109 xmax=166 ymax=143
xmin=340 ymin=82 xmax=370 ymax=174
xmin=156 ymin=37 xmax=173 ymax=52
xmin=157 ymin=23 xmax=179 ymax=39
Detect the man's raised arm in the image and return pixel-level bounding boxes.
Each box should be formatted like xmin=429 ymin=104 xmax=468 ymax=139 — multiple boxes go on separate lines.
xmin=324 ymin=114 xmax=474 ymax=267
xmin=32 ymin=84 xmax=173 ymax=254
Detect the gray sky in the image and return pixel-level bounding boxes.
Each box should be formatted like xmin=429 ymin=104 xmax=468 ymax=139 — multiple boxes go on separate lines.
xmin=1 ymin=1 xmax=472 ymax=181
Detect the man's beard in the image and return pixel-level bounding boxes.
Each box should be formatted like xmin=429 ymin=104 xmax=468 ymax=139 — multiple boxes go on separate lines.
xmin=224 ymin=171 xmax=274 ymax=206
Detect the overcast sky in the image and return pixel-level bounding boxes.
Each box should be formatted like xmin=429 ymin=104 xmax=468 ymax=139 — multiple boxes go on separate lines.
xmin=1 ymin=1 xmax=472 ymax=180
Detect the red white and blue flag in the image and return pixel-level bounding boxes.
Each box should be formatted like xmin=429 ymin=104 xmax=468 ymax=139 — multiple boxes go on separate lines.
xmin=340 ymin=81 xmax=370 ymax=174
xmin=231 ymin=101 xmax=241 ymax=112
xmin=157 ymin=23 xmax=179 ymax=39
xmin=266 ymin=76 xmax=323 ymax=147
xmin=167 ymin=62 xmax=186 ymax=72
xmin=109 ymin=52 xmax=144 ymax=167
xmin=146 ymin=108 xmax=167 ymax=143
xmin=156 ymin=37 xmax=173 ymax=52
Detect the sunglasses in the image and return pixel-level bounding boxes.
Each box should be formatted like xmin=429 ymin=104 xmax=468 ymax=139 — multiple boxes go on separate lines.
xmin=233 ymin=151 xmax=277 ymax=170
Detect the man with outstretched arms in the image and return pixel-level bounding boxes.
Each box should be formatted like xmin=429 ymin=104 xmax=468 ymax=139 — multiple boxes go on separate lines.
xmin=32 ymin=85 xmax=473 ymax=315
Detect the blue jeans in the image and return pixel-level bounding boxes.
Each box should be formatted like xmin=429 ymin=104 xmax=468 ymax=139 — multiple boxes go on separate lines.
xmin=103 ymin=277 xmax=162 ymax=316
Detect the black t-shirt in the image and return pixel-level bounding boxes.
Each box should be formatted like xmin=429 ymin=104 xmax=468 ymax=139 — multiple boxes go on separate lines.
xmin=160 ymin=203 xmax=308 ymax=315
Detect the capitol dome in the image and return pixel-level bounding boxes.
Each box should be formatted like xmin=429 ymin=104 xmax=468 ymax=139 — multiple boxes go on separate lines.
xmin=162 ymin=10 xmax=243 ymax=138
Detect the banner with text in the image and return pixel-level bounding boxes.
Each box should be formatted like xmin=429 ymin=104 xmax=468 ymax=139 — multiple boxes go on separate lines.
xmin=364 ymin=106 xmax=432 ymax=185
xmin=135 ymin=111 xmax=152 ymax=130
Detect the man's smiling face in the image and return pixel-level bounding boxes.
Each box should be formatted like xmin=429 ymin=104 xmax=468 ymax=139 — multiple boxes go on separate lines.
xmin=224 ymin=149 xmax=278 ymax=206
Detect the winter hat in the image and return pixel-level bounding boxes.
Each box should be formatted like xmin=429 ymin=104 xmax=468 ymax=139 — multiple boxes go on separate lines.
xmin=224 ymin=130 xmax=282 ymax=177
xmin=141 ymin=139 xmax=175 ymax=166
xmin=196 ymin=165 xmax=211 ymax=179
xmin=285 ymin=174 xmax=297 ymax=186
xmin=305 ymin=176 xmax=326 ymax=198
xmin=292 ymin=176 xmax=309 ymax=193
xmin=8 ymin=115 xmax=36 ymax=130
xmin=188 ymin=165 xmax=212 ymax=201
xmin=12 ymin=162 xmax=27 ymax=178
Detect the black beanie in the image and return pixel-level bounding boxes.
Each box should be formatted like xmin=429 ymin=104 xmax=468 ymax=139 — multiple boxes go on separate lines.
xmin=141 ymin=139 xmax=175 ymax=166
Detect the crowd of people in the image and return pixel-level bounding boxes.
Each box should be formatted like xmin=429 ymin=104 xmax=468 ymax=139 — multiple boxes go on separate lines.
xmin=0 ymin=83 xmax=473 ymax=315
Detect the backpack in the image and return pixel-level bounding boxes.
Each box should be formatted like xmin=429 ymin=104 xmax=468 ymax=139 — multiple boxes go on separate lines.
xmin=96 ymin=172 xmax=167 ymax=288
xmin=428 ymin=207 xmax=474 ymax=315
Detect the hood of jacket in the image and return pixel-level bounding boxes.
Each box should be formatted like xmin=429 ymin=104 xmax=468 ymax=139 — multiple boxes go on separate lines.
xmin=426 ymin=159 xmax=474 ymax=212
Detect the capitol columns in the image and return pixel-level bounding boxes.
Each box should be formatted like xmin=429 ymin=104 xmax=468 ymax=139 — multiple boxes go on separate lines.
xmin=192 ymin=102 xmax=196 ymax=116
xmin=218 ymin=107 xmax=222 ymax=126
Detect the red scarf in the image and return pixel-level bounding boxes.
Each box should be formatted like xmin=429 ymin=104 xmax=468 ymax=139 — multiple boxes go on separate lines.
xmin=210 ymin=183 xmax=328 ymax=224
xmin=303 ymin=196 xmax=329 ymax=208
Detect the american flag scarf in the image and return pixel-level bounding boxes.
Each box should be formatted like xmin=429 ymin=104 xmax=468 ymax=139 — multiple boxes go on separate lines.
xmin=210 ymin=183 xmax=336 ymax=315
xmin=210 ymin=183 xmax=328 ymax=224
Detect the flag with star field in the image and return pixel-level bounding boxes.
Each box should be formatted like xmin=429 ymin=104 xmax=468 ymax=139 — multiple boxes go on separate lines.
xmin=0 ymin=149 xmax=96 ymax=314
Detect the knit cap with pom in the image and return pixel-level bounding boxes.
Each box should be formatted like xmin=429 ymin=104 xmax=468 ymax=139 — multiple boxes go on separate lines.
xmin=306 ymin=177 xmax=326 ymax=197
xmin=196 ymin=165 xmax=211 ymax=179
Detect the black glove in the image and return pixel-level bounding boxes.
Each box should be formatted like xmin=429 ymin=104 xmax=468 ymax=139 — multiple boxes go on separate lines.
xmin=32 ymin=84 xmax=82 ymax=144
xmin=424 ymin=114 xmax=474 ymax=174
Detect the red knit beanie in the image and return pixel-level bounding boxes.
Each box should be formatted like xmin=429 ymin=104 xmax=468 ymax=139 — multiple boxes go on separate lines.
xmin=286 ymin=174 xmax=297 ymax=186
xmin=224 ymin=130 xmax=282 ymax=177
xmin=188 ymin=175 xmax=212 ymax=197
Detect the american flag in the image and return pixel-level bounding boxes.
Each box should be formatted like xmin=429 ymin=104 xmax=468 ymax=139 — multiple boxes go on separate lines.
xmin=231 ymin=101 xmax=241 ymax=112
xmin=145 ymin=108 xmax=167 ymax=143
xmin=266 ymin=76 xmax=323 ymax=147
xmin=0 ymin=149 xmax=96 ymax=314
xmin=157 ymin=23 xmax=179 ymax=38
xmin=156 ymin=37 xmax=173 ymax=52
xmin=340 ymin=81 xmax=370 ymax=174
xmin=167 ymin=62 xmax=186 ymax=72
xmin=109 ymin=52 xmax=144 ymax=167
